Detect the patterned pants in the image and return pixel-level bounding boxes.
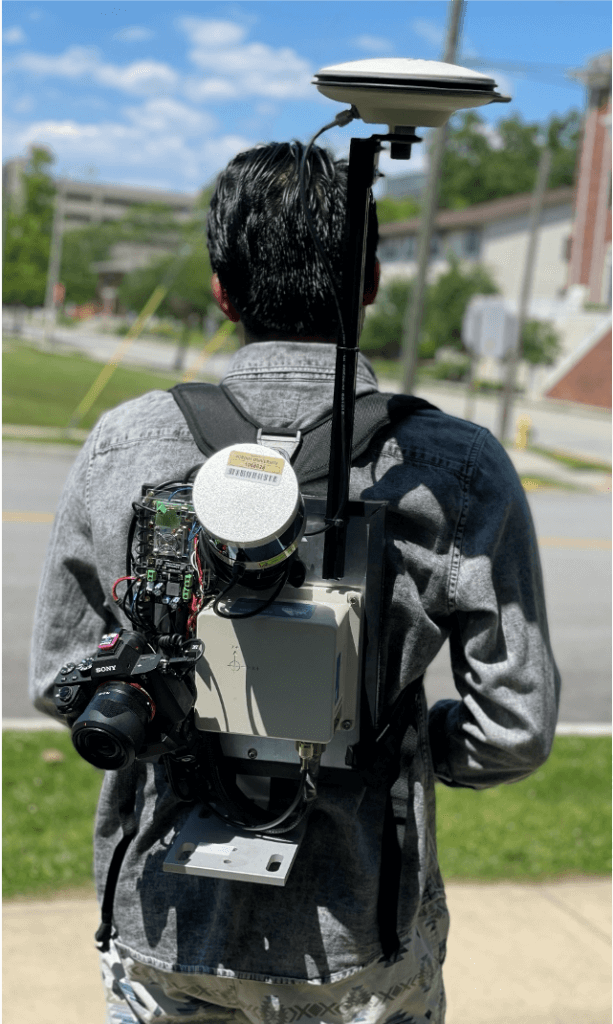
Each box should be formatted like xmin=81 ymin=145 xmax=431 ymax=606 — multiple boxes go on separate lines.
xmin=101 ymin=936 xmax=446 ymax=1024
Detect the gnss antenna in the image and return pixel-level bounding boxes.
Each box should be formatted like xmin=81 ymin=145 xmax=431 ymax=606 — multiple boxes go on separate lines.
xmin=308 ymin=58 xmax=510 ymax=579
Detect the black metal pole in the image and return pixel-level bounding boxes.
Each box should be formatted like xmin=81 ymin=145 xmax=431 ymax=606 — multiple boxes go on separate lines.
xmin=322 ymin=135 xmax=380 ymax=580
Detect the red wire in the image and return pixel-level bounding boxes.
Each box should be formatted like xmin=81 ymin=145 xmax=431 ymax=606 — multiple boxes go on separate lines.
xmin=113 ymin=577 xmax=137 ymax=598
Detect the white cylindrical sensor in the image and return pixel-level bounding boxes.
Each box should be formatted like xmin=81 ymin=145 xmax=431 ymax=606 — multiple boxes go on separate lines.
xmin=192 ymin=444 xmax=305 ymax=581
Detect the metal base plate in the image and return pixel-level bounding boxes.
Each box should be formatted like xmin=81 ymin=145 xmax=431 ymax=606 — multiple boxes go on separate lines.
xmin=163 ymin=805 xmax=305 ymax=886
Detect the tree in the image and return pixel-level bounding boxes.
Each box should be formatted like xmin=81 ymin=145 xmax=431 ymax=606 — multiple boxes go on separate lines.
xmin=521 ymin=319 xmax=561 ymax=366
xmin=376 ymin=195 xmax=421 ymax=225
xmin=420 ymin=256 xmax=499 ymax=358
xmin=117 ymin=201 xmax=218 ymax=370
xmin=437 ymin=109 xmax=581 ymax=211
xmin=360 ymin=256 xmax=499 ymax=361
xmin=117 ymin=231 xmax=214 ymax=323
xmin=2 ymin=147 xmax=56 ymax=307
xmin=60 ymin=202 xmax=182 ymax=305
xmin=360 ymin=278 xmax=414 ymax=359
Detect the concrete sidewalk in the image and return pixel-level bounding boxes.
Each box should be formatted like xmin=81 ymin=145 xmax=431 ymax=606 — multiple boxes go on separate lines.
xmin=3 ymin=879 xmax=611 ymax=1024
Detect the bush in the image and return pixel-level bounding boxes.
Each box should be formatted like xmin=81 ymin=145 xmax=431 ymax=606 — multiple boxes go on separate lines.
xmin=360 ymin=256 xmax=499 ymax=361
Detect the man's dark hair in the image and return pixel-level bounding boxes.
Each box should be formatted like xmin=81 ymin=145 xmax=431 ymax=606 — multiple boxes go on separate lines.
xmin=206 ymin=141 xmax=379 ymax=340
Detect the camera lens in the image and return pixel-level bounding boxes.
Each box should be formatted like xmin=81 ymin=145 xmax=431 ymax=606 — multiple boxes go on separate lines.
xmin=71 ymin=681 xmax=153 ymax=770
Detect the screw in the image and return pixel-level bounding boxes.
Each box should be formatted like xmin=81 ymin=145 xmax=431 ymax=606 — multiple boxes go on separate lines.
xmin=247 ymin=748 xmax=258 ymax=759
xmin=348 ymin=594 xmax=359 ymax=607
xmin=342 ymin=720 xmax=352 ymax=730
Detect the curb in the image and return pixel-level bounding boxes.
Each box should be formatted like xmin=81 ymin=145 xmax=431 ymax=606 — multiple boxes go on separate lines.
xmin=2 ymin=424 xmax=89 ymax=440
xmin=2 ymin=718 xmax=611 ymax=735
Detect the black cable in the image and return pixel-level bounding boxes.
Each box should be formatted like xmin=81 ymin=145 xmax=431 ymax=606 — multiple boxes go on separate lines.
xmin=206 ymin=765 xmax=315 ymax=835
xmin=213 ymin=561 xmax=291 ymax=620
xmin=126 ymin=513 xmax=138 ymax=576
xmin=298 ymin=109 xmax=359 ymax=532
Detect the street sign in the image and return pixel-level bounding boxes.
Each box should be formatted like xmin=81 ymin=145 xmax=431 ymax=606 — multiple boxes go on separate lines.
xmin=462 ymin=295 xmax=518 ymax=360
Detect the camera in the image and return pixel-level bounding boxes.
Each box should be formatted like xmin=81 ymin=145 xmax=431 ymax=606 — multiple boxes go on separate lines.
xmin=53 ymin=629 xmax=203 ymax=771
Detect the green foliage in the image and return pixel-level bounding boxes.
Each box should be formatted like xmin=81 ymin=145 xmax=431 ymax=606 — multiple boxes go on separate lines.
xmin=3 ymin=730 xmax=103 ymax=898
xmin=438 ymin=109 xmax=581 ymax=210
xmin=118 ymin=229 xmax=214 ymax=322
xmin=376 ymin=195 xmax=421 ymax=225
xmin=2 ymin=147 xmax=56 ymax=307
xmin=436 ymin=735 xmax=611 ymax=880
xmin=521 ymin=319 xmax=562 ymax=366
xmin=3 ymin=343 xmax=184 ymax=429
xmin=360 ymin=257 xmax=499 ymax=361
xmin=60 ymin=202 xmax=181 ymax=306
xmin=360 ymin=278 xmax=413 ymax=359
xmin=420 ymin=256 xmax=499 ymax=357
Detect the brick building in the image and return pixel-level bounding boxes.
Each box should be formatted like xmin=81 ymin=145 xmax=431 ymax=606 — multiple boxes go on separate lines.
xmin=541 ymin=51 xmax=612 ymax=408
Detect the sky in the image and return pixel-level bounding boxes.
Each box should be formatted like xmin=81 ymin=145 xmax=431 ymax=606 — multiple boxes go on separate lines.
xmin=3 ymin=0 xmax=611 ymax=195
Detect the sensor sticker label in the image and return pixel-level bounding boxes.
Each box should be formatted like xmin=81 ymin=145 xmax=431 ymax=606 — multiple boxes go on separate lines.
xmin=226 ymin=450 xmax=284 ymax=485
xmin=200 ymin=843 xmax=236 ymax=857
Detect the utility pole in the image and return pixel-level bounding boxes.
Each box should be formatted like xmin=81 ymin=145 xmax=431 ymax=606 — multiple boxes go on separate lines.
xmin=497 ymin=146 xmax=552 ymax=444
xmin=44 ymin=177 xmax=65 ymax=342
xmin=401 ymin=0 xmax=466 ymax=395
xmin=2 ymin=185 xmax=8 ymax=263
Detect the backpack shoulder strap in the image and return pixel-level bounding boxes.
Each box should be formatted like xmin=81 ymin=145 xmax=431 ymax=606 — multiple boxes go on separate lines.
xmin=170 ymin=382 xmax=439 ymax=483
xmin=170 ymin=382 xmax=261 ymax=457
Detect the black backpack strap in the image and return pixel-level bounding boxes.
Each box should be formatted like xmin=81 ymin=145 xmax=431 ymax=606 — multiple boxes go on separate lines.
xmin=170 ymin=382 xmax=438 ymax=484
xmin=170 ymin=382 xmax=261 ymax=456
xmin=295 ymin=391 xmax=439 ymax=484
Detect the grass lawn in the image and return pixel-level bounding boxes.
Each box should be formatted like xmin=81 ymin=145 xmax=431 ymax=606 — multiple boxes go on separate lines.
xmin=3 ymin=729 xmax=103 ymax=899
xmin=528 ymin=444 xmax=612 ymax=474
xmin=3 ymin=342 xmax=192 ymax=430
xmin=3 ymin=731 xmax=610 ymax=900
xmin=436 ymin=735 xmax=611 ymax=880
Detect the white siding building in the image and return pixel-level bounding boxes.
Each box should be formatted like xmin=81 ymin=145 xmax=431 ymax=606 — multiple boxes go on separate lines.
xmin=377 ymin=186 xmax=612 ymax=399
xmin=377 ymin=186 xmax=575 ymax=303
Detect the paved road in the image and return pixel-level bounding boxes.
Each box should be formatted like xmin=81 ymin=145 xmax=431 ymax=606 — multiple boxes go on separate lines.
xmin=3 ymin=442 xmax=610 ymax=726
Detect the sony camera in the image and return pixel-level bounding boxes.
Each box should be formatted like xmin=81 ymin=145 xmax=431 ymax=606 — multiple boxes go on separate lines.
xmin=53 ymin=629 xmax=203 ymax=771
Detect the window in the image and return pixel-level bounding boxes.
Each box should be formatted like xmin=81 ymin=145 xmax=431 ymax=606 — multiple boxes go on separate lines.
xmin=64 ymin=214 xmax=90 ymax=223
xmin=378 ymin=236 xmax=416 ymax=263
xmin=65 ymin=192 xmax=92 ymax=202
xmin=102 ymin=196 xmax=144 ymax=206
xmin=463 ymin=228 xmax=481 ymax=258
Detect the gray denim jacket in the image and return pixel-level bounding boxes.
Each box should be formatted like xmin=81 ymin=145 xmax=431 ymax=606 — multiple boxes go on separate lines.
xmin=30 ymin=342 xmax=560 ymax=983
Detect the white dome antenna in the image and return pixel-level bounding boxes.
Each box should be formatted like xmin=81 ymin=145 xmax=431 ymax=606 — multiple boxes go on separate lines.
xmin=313 ymin=57 xmax=510 ymax=130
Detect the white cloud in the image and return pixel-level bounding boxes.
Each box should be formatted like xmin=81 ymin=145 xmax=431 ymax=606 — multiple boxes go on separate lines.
xmin=113 ymin=26 xmax=155 ymax=43
xmin=184 ymin=77 xmax=239 ymax=102
xmin=13 ymin=45 xmax=178 ymax=97
xmin=4 ymin=110 xmax=254 ymax=192
xmin=123 ymin=98 xmax=217 ymax=136
xmin=4 ymin=26 xmax=26 ymax=44
xmin=176 ymin=17 xmax=247 ymax=49
xmin=351 ymin=35 xmax=395 ymax=54
xmin=177 ymin=17 xmax=313 ymax=99
xmin=412 ymin=19 xmax=445 ymax=50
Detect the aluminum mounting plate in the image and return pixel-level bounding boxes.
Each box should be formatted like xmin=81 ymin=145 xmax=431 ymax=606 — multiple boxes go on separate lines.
xmin=163 ymin=805 xmax=305 ymax=886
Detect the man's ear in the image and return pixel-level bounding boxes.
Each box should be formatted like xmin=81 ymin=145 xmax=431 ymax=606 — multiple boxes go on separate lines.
xmin=211 ymin=273 xmax=241 ymax=323
xmin=362 ymin=258 xmax=380 ymax=307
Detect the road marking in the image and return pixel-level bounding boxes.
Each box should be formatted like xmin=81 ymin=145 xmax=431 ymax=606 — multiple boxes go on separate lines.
xmin=3 ymin=511 xmax=55 ymax=523
xmin=538 ymin=537 xmax=611 ymax=550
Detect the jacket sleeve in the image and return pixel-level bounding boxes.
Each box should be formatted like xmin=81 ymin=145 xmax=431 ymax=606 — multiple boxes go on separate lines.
xmin=428 ymin=431 xmax=561 ymax=789
xmin=29 ymin=420 xmax=119 ymax=722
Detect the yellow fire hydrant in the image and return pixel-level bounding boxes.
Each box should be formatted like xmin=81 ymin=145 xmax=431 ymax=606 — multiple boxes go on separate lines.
xmin=514 ymin=414 xmax=532 ymax=450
